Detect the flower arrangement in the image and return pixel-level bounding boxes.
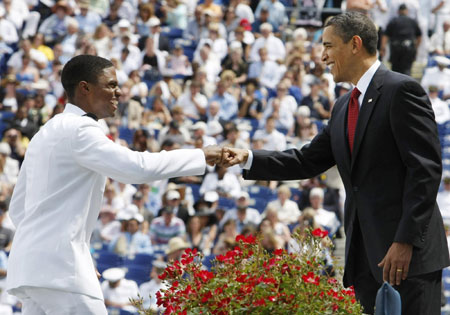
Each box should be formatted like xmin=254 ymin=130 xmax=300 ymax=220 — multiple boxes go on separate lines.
xmin=132 ymin=228 xmax=362 ymax=314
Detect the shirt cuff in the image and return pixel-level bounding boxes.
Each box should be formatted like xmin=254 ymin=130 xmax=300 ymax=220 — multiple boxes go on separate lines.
xmin=241 ymin=150 xmax=253 ymax=169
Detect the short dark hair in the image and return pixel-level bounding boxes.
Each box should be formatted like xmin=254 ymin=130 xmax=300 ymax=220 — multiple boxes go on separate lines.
xmin=61 ymin=55 xmax=114 ymax=99
xmin=325 ymin=12 xmax=378 ymax=56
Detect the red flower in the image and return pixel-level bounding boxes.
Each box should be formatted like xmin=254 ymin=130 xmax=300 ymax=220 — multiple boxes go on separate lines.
xmin=302 ymin=271 xmax=320 ymax=285
xmin=268 ymin=296 xmax=276 ymax=302
xmin=274 ymin=248 xmax=284 ymax=256
xmin=327 ymin=278 xmax=338 ymax=284
xmin=196 ymin=270 xmax=214 ymax=283
xmin=281 ymin=263 xmax=290 ymax=274
xmin=312 ymin=228 xmax=329 ymax=238
xmin=236 ymin=234 xmax=256 ymax=244
xmin=253 ymin=298 xmax=266 ymax=306
xmin=201 ymin=291 xmax=213 ymax=303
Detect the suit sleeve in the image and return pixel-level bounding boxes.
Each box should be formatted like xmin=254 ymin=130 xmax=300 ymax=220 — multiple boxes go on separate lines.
xmin=390 ymin=80 xmax=442 ymax=248
xmin=70 ymin=120 xmax=207 ymax=184
xmin=243 ymin=121 xmax=336 ymax=181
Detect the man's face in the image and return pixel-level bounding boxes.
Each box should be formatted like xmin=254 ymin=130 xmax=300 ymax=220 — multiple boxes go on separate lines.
xmin=322 ymin=26 xmax=353 ymax=83
xmin=88 ymin=67 xmax=121 ymax=119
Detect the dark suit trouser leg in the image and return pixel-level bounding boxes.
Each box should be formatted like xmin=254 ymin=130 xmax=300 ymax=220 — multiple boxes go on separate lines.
xmin=350 ymin=219 xmax=443 ymax=315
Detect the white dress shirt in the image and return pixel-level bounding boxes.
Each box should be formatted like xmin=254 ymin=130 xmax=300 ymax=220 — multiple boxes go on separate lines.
xmin=7 ymin=103 xmax=206 ymax=300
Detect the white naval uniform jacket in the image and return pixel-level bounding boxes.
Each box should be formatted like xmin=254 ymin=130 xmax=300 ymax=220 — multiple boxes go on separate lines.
xmin=6 ymin=103 xmax=206 ymax=300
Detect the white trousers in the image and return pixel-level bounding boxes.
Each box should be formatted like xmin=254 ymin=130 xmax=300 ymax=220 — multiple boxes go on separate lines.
xmin=17 ymin=286 xmax=107 ymax=315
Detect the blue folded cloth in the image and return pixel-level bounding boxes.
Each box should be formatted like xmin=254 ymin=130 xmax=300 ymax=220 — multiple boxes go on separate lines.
xmin=375 ymin=282 xmax=401 ymax=315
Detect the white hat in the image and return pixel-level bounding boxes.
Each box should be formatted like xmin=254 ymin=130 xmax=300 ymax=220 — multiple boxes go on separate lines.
xmin=236 ymin=191 xmax=249 ymax=201
xmin=130 ymin=213 xmax=144 ymax=223
xmin=310 ymin=187 xmax=324 ymax=199
xmin=166 ymin=190 xmax=181 ymax=200
xmin=102 ymin=268 xmax=125 ymax=282
xmin=31 ymin=79 xmax=49 ymax=90
xmin=153 ymin=260 xmax=167 ymax=270
xmin=149 ymin=17 xmax=160 ymax=27
xmin=165 ymin=237 xmax=190 ymax=255
xmin=434 ymin=56 xmax=450 ymax=66
xmin=116 ymin=210 xmax=132 ymax=221
xmin=0 ymin=143 xmax=11 ymax=155
xmin=100 ymin=205 xmax=116 ymax=214
xmin=296 ymin=105 xmax=311 ymax=117
xmin=117 ymin=19 xmax=131 ymax=29
xmin=207 ymin=121 xmax=223 ymax=136
xmin=204 ymin=191 xmax=219 ymax=203
xmin=124 ymin=204 xmax=139 ymax=216
xmin=192 ymin=121 xmax=207 ymax=132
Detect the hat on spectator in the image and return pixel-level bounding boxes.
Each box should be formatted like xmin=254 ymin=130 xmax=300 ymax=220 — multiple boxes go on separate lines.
xmin=52 ymin=1 xmax=71 ymax=13
xmin=207 ymin=121 xmax=223 ymax=136
xmin=102 ymin=268 xmax=125 ymax=282
xmin=0 ymin=143 xmax=11 ymax=156
xmin=31 ymin=79 xmax=49 ymax=91
xmin=339 ymin=82 xmax=352 ymax=91
xmin=149 ymin=17 xmax=161 ymax=27
xmin=130 ymin=213 xmax=144 ymax=223
xmin=296 ymin=105 xmax=311 ymax=117
xmin=239 ymin=18 xmax=252 ymax=31
xmin=204 ymin=191 xmax=219 ymax=203
xmin=293 ymin=27 xmax=307 ymax=41
xmin=133 ymin=191 xmax=143 ymax=200
xmin=236 ymin=191 xmax=250 ymax=201
xmin=434 ymin=55 xmax=450 ymax=67
xmin=153 ymin=260 xmax=167 ymax=271
xmin=310 ymin=187 xmax=324 ymax=199
xmin=100 ymin=205 xmax=116 ymax=214
xmin=116 ymin=211 xmax=131 ymax=221
xmin=166 ymin=190 xmax=181 ymax=201
xmin=166 ymin=237 xmax=190 ymax=255
xmin=117 ymin=19 xmax=131 ymax=29
xmin=192 ymin=121 xmax=207 ymax=132
xmin=230 ymin=41 xmax=243 ymax=51
xmin=78 ymin=0 xmax=90 ymax=9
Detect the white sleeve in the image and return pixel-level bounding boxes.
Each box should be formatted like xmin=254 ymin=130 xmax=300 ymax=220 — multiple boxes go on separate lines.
xmin=241 ymin=150 xmax=253 ymax=169
xmin=71 ymin=121 xmax=206 ymax=184
xmin=8 ymin=160 xmax=28 ymax=228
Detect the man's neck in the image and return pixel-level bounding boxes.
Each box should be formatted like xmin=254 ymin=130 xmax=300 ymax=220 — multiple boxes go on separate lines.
xmin=350 ymin=56 xmax=378 ymax=85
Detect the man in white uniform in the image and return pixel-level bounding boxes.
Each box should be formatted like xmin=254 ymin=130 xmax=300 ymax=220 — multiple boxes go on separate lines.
xmin=6 ymin=55 xmax=222 ymax=314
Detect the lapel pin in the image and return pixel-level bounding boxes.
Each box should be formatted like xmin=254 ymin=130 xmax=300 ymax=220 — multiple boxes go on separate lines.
xmin=368 ymin=98 xmax=373 ymax=103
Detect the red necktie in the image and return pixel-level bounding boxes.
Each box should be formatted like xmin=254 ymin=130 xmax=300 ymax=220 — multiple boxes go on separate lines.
xmin=347 ymin=87 xmax=361 ymax=154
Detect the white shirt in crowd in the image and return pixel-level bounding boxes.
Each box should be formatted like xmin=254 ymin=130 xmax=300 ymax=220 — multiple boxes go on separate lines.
xmin=264 ymin=199 xmax=300 ymax=225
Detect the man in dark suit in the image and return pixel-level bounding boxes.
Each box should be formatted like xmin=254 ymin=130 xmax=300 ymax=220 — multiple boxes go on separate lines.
xmin=222 ymin=12 xmax=449 ymax=314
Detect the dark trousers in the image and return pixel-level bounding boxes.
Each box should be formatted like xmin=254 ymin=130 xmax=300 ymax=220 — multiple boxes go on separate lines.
xmin=350 ymin=220 xmax=442 ymax=315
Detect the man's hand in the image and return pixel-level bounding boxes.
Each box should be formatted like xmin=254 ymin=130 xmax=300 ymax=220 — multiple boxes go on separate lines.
xmin=378 ymin=242 xmax=413 ymax=286
xmin=219 ymin=147 xmax=249 ymax=167
xmin=202 ymin=146 xmax=223 ymax=166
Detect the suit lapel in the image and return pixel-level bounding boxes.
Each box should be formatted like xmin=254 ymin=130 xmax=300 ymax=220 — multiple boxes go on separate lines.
xmin=351 ymin=65 xmax=386 ymax=169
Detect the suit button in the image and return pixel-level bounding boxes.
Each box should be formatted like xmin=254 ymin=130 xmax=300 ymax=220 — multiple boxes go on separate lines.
xmin=353 ymin=187 xmax=359 ymax=192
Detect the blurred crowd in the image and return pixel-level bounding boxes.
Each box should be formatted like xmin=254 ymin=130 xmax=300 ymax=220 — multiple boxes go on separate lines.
xmin=0 ymin=0 xmax=449 ymax=313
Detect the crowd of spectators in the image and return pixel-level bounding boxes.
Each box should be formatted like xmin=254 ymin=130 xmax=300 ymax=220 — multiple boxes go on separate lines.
xmin=0 ymin=0 xmax=449 ymax=313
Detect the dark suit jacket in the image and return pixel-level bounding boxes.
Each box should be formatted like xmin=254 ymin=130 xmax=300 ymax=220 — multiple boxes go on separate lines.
xmin=244 ymin=64 xmax=450 ymax=286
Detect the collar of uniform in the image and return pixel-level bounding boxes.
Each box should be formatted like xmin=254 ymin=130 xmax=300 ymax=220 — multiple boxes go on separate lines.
xmin=63 ymin=103 xmax=88 ymax=117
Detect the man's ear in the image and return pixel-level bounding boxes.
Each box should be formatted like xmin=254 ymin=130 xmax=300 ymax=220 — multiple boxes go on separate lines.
xmin=78 ymin=81 xmax=90 ymax=95
xmin=351 ymin=35 xmax=363 ymax=54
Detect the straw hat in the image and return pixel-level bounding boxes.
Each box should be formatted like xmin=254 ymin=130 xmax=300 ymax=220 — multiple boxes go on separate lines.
xmin=165 ymin=237 xmax=190 ymax=255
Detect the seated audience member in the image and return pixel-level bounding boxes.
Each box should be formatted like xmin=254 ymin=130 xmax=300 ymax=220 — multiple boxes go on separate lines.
xmin=305 ymin=187 xmax=340 ymax=237
xmin=301 ymin=79 xmax=331 ymax=120
xmin=253 ymin=116 xmax=287 ymax=151
xmin=149 ymin=206 xmax=186 ymax=247
xmin=165 ymin=236 xmax=190 ymax=262
xmin=264 ymin=185 xmax=301 ymax=225
xmin=101 ymin=268 xmax=139 ymax=312
xmin=428 ymin=85 xmax=450 ymax=124
xmin=238 ymin=79 xmax=264 ymax=120
xmin=139 ymin=260 xmax=168 ymax=311
xmin=176 ymin=80 xmax=208 ymax=121
xmin=264 ymin=205 xmax=291 ymax=246
xmin=109 ymin=213 xmax=153 ymax=256
xmin=219 ymin=191 xmax=261 ymax=233
xmin=248 ymin=47 xmax=283 ymax=91
xmin=214 ymin=219 xmax=238 ymax=255
xmin=185 ymin=215 xmax=214 ymax=255
xmin=157 ymin=190 xmax=191 ymax=224
xmin=91 ymin=205 xmax=118 ymax=246
xmin=258 ymin=218 xmax=284 ymax=253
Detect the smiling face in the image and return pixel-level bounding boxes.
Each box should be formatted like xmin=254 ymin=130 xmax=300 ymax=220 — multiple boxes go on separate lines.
xmin=87 ymin=67 xmax=121 ymax=119
xmin=321 ymin=26 xmax=354 ymax=83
